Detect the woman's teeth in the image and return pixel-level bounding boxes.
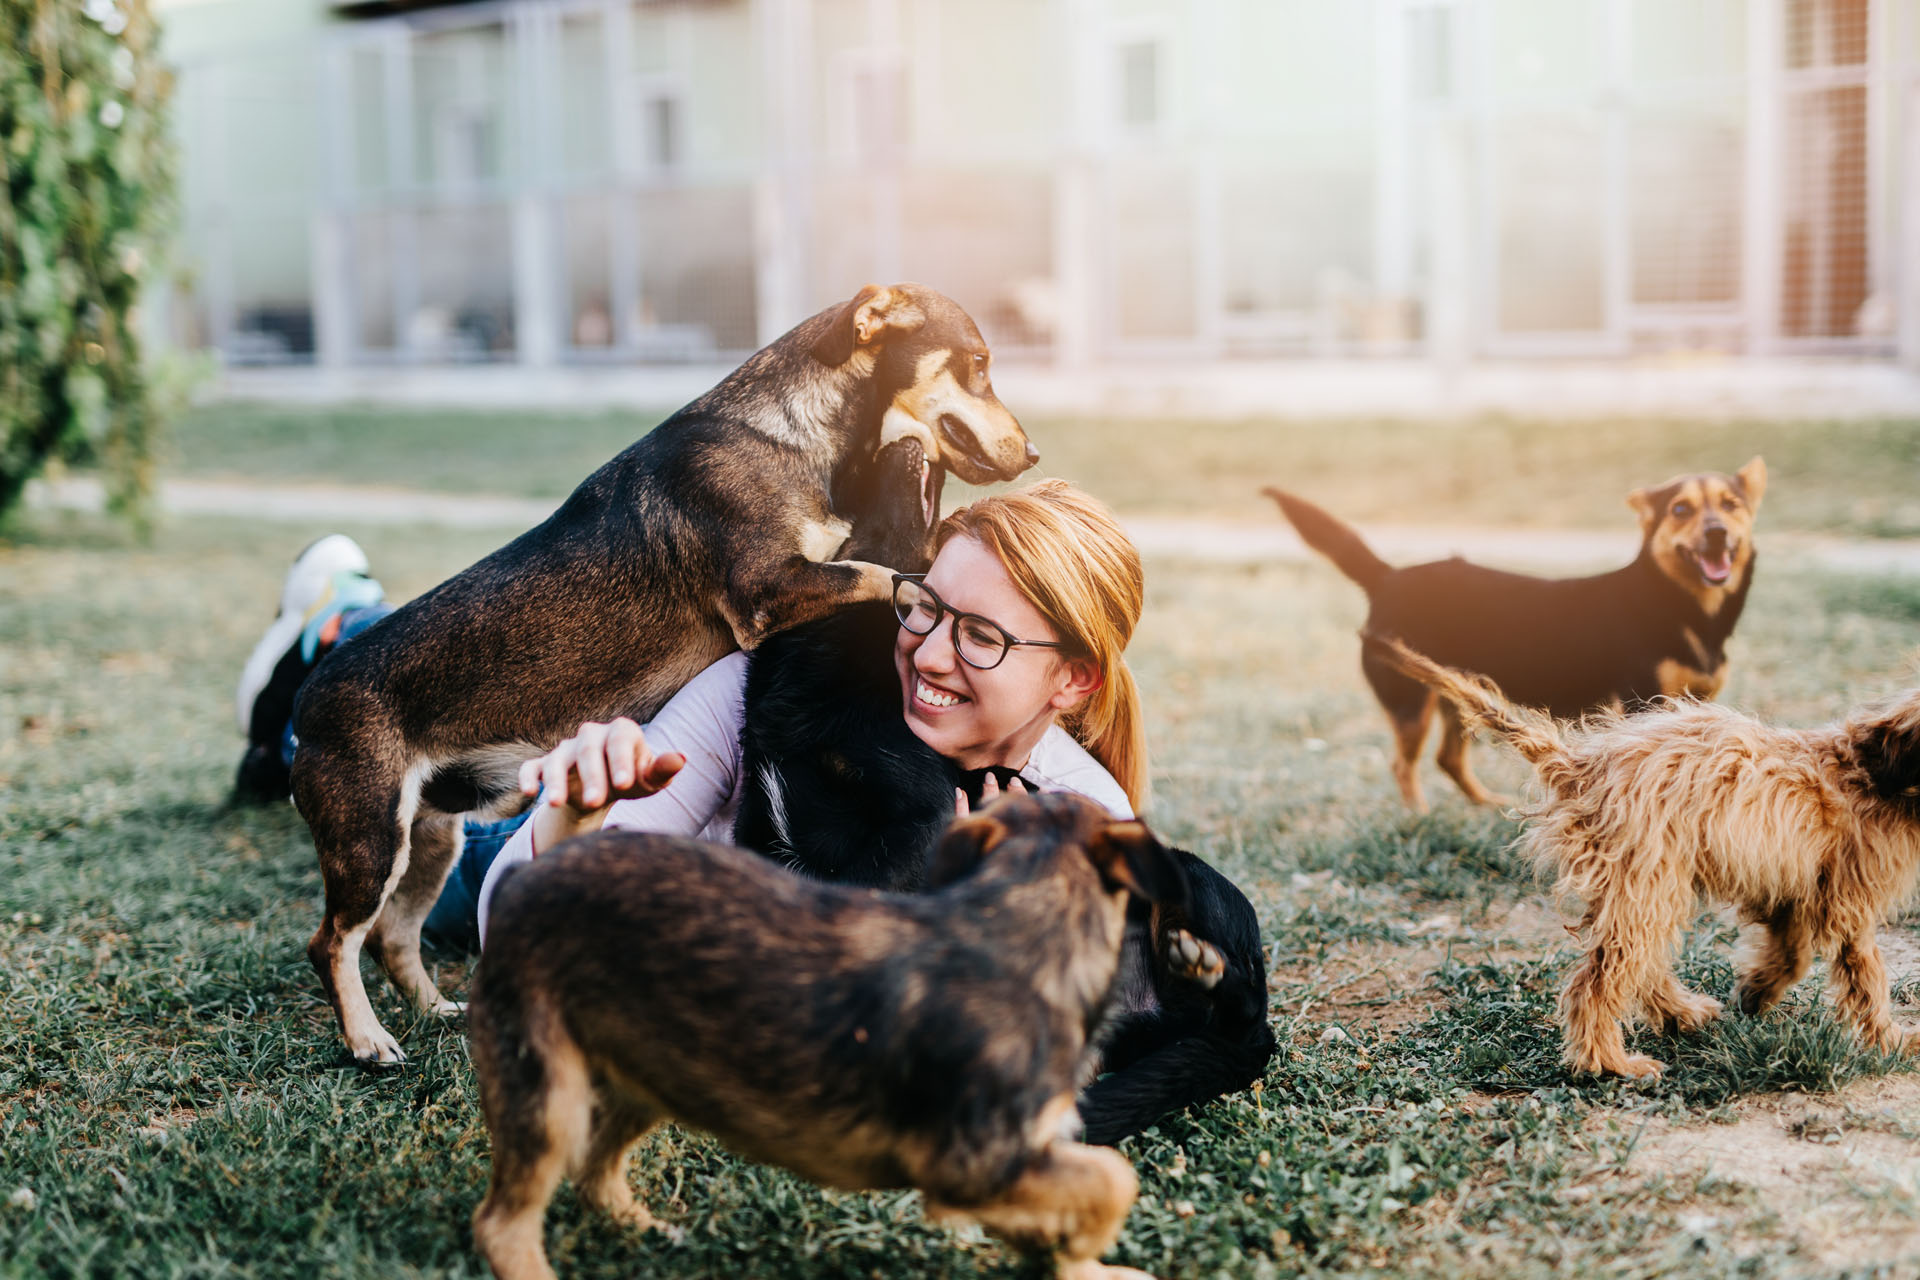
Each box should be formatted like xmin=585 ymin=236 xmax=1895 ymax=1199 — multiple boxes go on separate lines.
xmin=916 ymin=677 xmax=964 ymax=708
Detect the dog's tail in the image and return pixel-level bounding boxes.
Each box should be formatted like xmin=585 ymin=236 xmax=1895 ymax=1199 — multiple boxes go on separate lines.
xmin=1361 ymin=632 xmax=1569 ymax=769
xmin=1262 ymin=489 xmax=1393 ymax=593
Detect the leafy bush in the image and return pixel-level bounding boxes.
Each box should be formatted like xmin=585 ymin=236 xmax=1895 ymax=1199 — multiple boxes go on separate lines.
xmin=1 ymin=0 xmax=174 ymax=530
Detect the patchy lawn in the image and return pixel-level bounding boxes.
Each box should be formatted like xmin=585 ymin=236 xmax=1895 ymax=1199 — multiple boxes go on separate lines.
xmin=3 ymin=500 xmax=1919 ymax=1278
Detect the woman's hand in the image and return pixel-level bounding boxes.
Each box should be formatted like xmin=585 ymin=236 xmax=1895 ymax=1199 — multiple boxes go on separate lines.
xmin=519 ymin=719 xmax=686 ymax=847
xmin=953 ymin=771 xmax=1029 ymax=817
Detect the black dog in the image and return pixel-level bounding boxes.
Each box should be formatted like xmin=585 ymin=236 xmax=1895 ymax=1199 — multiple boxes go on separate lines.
xmin=734 ymin=473 xmax=1273 ymax=1144
xmin=292 ymin=283 xmax=1036 ymax=1064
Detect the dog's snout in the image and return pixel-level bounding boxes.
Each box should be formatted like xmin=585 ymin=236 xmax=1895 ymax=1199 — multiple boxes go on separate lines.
xmin=1024 ymin=440 xmax=1040 ymax=467
xmin=1702 ymin=523 xmax=1729 ymax=552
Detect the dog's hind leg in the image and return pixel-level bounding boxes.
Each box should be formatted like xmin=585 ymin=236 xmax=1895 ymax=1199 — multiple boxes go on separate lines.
xmin=369 ymin=809 xmax=465 ymax=1015
xmin=470 ymin=995 xmax=592 ymax=1280
xmin=298 ymin=749 xmax=415 ymax=1064
xmin=1734 ymin=903 xmax=1814 ymax=1017
xmin=1830 ymin=929 xmax=1916 ymax=1054
xmin=927 ymin=1140 xmax=1152 ymax=1280
xmin=1384 ymin=693 xmax=1437 ymax=813
xmin=575 ymin=1089 xmax=663 ymax=1230
xmin=1435 ymin=701 xmax=1513 ymax=809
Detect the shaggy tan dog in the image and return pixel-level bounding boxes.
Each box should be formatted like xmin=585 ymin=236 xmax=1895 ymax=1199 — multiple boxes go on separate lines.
xmin=1368 ymin=633 xmax=1920 ymax=1078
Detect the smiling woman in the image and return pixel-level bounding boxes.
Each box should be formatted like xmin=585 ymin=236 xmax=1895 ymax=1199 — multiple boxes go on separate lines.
xmin=454 ymin=479 xmax=1149 ymax=946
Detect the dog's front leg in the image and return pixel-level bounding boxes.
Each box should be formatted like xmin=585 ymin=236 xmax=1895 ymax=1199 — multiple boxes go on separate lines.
xmin=721 ymin=557 xmax=897 ymax=650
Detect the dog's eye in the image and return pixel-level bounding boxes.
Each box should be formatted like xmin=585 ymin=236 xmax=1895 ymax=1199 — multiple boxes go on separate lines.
xmin=972 ymin=353 xmax=988 ymax=372
xmin=1721 ymin=497 xmax=1740 ymax=512
xmin=1671 ymin=501 xmax=1693 ymax=519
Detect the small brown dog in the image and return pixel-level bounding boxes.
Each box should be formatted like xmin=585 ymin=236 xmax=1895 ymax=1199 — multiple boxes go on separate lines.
xmin=468 ymin=793 xmax=1186 ymax=1280
xmin=1370 ymin=634 xmax=1920 ymax=1079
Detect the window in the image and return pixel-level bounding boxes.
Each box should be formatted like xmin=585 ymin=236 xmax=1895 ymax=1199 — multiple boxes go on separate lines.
xmin=1116 ymin=38 xmax=1161 ymax=131
xmin=646 ymin=93 xmax=680 ymax=171
xmin=844 ymin=58 xmax=906 ymax=167
xmin=1407 ymin=5 xmax=1454 ymax=105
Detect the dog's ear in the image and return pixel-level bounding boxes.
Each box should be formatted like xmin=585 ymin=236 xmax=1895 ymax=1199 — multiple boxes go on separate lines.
xmin=1084 ymin=820 xmax=1190 ymax=907
xmin=1734 ymin=456 xmax=1767 ymax=511
xmin=927 ymin=813 xmax=1009 ymax=887
xmin=810 ymin=284 xmax=927 ymax=366
xmin=1626 ymin=485 xmax=1664 ymax=535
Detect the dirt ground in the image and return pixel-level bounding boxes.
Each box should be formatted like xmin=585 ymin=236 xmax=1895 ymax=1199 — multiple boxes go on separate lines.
xmin=1269 ymin=894 xmax=1569 ymax=1036
xmin=1604 ymin=1075 xmax=1920 ymax=1269
xmin=1278 ymin=893 xmax=1920 ymax=1271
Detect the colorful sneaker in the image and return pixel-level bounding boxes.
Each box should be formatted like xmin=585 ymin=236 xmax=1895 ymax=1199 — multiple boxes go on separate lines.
xmin=233 ymin=535 xmax=382 ymax=801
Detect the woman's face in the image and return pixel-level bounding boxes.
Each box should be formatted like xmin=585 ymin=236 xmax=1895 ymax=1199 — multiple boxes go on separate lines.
xmin=894 ymin=534 xmax=1102 ymax=771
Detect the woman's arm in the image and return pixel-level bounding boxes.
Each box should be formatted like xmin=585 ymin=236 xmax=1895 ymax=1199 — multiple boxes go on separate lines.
xmin=476 ymin=652 xmax=749 ymax=944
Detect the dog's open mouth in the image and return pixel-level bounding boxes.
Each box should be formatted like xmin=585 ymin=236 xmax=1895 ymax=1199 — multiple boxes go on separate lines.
xmin=937 ymin=414 xmax=989 ymax=473
xmin=1693 ymin=544 xmax=1735 ymax=585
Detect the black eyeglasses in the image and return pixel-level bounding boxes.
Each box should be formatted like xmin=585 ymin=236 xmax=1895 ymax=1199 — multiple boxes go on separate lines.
xmin=891 ymin=574 xmax=1066 ymax=671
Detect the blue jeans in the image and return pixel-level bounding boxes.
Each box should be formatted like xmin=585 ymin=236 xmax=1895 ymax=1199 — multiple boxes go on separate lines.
xmin=287 ymin=603 xmax=529 ymax=952
xmin=422 ymin=813 xmax=527 ymax=951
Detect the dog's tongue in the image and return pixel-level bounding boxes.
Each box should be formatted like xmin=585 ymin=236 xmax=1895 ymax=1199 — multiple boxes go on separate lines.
xmin=1699 ymin=549 xmax=1732 ymax=583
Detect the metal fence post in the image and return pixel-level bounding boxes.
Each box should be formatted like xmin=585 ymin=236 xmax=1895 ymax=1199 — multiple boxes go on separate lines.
xmin=1901 ymin=82 xmax=1920 ymax=369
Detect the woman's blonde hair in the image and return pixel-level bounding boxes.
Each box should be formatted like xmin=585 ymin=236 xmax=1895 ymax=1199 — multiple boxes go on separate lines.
xmin=936 ymin=479 xmax=1150 ymax=810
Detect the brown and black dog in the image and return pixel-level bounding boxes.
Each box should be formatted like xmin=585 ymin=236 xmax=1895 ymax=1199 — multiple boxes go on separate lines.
xmin=469 ymin=793 xmax=1183 ymax=1280
xmin=292 ymin=284 xmax=1035 ymax=1064
xmin=1266 ymin=458 xmax=1765 ymax=809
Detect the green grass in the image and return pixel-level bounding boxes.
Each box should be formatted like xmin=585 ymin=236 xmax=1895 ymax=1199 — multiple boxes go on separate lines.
xmin=162 ymin=404 xmax=1920 ymax=536
xmin=5 ymin=506 xmax=1920 ymax=1277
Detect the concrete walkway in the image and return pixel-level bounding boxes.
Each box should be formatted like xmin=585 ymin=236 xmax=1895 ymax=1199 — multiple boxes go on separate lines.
xmin=214 ymin=357 xmax=1920 ymax=421
xmin=27 ymin=474 xmax=1920 ymax=576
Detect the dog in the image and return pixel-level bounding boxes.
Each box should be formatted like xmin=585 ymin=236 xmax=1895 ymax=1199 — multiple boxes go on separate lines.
xmin=736 ymin=608 xmax=1275 ymax=1142
xmin=732 ymin=464 xmax=1273 ymax=1143
xmin=469 ymin=793 xmax=1183 ymax=1280
xmin=1370 ymin=633 xmax=1920 ymax=1079
xmin=292 ymin=283 xmax=1036 ymax=1064
xmin=1265 ymin=459 xmax=1766 ymax=810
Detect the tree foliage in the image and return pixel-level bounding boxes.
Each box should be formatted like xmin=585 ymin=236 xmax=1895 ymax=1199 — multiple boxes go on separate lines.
xmin=1 ymin=0 xmax=175 ymax=529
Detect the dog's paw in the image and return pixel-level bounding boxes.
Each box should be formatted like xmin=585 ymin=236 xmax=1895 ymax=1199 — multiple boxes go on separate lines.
xmin=428 ymin=999 xmax=466 ymax=1017
xmin=1868 ymin=1025 xmax=1920 ymax=1056
xmin=1057 ymin=1264 xmax=1157 ymax=1280
xmin=1613 ymin=1054 xmax=1666 ymax=1079
xmin=1163 ymin=929 xmax=1225 ymax=989
xmin=602 ymin=1201 xmax=661 ymax=1233
xmin=348 ymin=1028 xmax=407 ymax=1067
xmin=1654 ymin=991 xmax=1723 ymax=1034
